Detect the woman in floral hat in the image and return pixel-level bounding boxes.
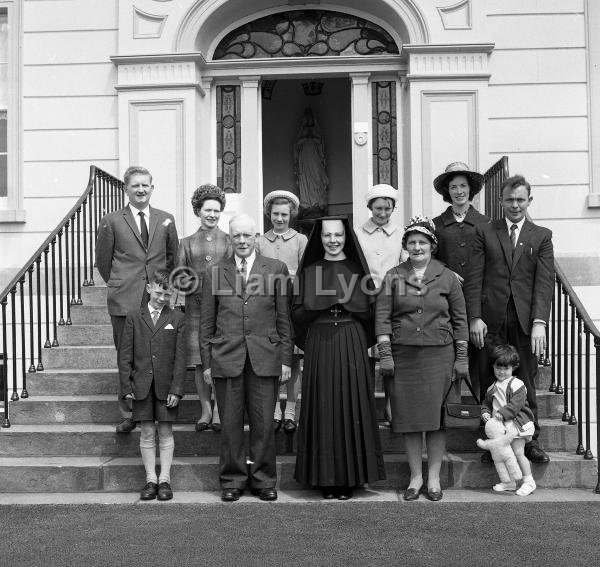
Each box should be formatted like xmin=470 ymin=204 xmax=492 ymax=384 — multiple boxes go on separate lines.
xmin=375 ymin=216 xmax=468 ymax=502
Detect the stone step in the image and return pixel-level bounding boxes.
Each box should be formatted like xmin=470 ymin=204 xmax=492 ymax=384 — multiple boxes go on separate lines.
xmin=0 ymin=419 xmax=580 ymax=457
xmin=8 ymin=385 xmax=565 ymax=425
xmin=80 ymin=284 xmax=107 ymax=306
xmin=0 ymin=452 xmax=594 ymax=493
xmin=43 ymin=346 xmax=116 ymax=369
xmin=57 ymin=324 xmax=113 ymax=346
xmin=26 ymin=369 xmax=197 ymax=396
xmin=68 ymin=304 xmax=110 ymax=325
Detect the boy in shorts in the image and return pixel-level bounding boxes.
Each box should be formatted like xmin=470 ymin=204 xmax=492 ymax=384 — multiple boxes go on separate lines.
xmin=118 ymin=269 xmax=186 ymax=500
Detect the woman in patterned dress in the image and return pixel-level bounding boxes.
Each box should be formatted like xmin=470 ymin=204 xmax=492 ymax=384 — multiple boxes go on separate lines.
xmin=175 ymin=184 xmax=231 ymax=432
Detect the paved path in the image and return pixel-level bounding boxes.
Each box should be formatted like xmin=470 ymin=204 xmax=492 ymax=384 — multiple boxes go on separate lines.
xmin=1 ymin=487 xmax=598 ymax=505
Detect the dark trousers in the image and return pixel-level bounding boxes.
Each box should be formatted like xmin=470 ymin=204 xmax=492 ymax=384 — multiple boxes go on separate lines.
xmin=109 ymin=290 xmax=149 ymax=420
xmin=110 ymin=315 xmax=132 ymax=419
xmin=213 ymin=356 xmax=278 ymax=490
xmin=477 ymin=297 xmax=540 ymax=444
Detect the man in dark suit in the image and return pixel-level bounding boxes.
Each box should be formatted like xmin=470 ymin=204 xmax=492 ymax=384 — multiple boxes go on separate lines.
xmin=95 ymin=166 xmax=179 ymax=432
xmin=200 ymin=214 xmax=293 ymax=502
xmin=464 ymin=175 xmax=554 ymax=463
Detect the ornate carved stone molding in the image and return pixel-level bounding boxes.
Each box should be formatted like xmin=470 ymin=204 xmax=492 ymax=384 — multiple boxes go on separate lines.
xmin=403 ymin=43 xmax=494 ymax=80
xmin=111 ymin=54 xmax=206 ymax=94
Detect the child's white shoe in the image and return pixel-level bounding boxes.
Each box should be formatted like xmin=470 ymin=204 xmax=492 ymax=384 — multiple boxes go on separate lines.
xmin=516 ymin=479 xmax=536 ymax=496
xmin=492 ymin=481 xmax=517 ymax=492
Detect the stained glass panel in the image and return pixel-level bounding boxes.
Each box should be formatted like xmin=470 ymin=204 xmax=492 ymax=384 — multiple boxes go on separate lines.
xmin=213 ymin=10 xmax=399 ymax=60
xmin=216 ymin=85 xmax=241 ymax=193
xmin=372 ymin=81 xmax=398 ymax=188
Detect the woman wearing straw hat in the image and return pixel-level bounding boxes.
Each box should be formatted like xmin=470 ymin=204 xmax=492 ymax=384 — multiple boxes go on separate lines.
xmin=356 ymin=184 xmax=407 ymax=426
xmin=432 ymin=163 xmax=490 ymax=394
xmin=257 ymin=190 xmax=308 ymax=433
xmin=432 ymin=162 xmax=490 ymax=281
xmin=174 ymin=184 xmax=231 ymax=432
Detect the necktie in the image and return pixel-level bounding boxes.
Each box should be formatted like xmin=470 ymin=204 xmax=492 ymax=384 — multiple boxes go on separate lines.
xmin=151 ymin=310 xmax=160 ymax=326
xmin=238 ymin=258 xmax=247 ymax=283
xmin=138 ymin=211 xmax=149 ymax=248
xmin=510 ymin=224 xmax=518 ymax=250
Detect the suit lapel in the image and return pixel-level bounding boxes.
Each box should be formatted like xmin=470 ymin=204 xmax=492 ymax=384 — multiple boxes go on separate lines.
xmin=222 ymin=259 xmax=242 ymax=297
xmin=512 ymin=219 xmax=532 ymax=268
xmin=495 ymin=220 xmax=513 ymax=268
xmin=122 ymin=207 xmax=145 ymax=249
xmin=152 ymin=307 xmax=172 ymax=336
xmin=140 ymin=307 xmax=154 ymax=332
xmin=147 ymin=207 xmax=160 ymax=249
xmin=243 ymin=256 xmax=266 ymax=300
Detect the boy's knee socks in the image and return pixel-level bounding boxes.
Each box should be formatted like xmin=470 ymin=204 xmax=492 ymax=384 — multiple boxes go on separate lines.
xmin=157 ymin=424 xmax=174 ymax=484
xmin=139 ymin=425 xmax=157 ymax=484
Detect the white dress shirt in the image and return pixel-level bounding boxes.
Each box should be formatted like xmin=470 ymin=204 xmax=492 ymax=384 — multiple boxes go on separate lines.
xmin=504 ymin=216 xmax=526 ymax=244
xmin=235 ymin=250 xmax=256 ymax=280
xmin=147 ymin=302 xmax=163 ymax=323
xmin=129 ymin=203 xmax=150 ymax=235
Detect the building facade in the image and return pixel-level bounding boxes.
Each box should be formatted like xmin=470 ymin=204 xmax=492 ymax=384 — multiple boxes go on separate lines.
xmin=1 ymin=0 xmax=599 ymax=276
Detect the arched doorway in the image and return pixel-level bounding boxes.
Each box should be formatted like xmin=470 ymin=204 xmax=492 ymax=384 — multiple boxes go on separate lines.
xmin=178 ymin=1 xmax=424 ymax=230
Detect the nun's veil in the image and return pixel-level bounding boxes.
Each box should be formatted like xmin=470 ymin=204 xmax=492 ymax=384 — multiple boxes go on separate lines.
xmin=292 ymin=216 xmax=375 ymax=307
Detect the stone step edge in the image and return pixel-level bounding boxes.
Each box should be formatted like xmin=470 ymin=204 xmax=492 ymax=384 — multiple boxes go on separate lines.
xmin=0 ymin=417 xmax=570 ymax=433
xmin=0 ymin=451 xmax=593 ymax=467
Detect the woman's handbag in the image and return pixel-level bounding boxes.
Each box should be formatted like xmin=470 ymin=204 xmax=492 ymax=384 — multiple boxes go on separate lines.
xmin=441 ymin=376 xmax=482 ymax=429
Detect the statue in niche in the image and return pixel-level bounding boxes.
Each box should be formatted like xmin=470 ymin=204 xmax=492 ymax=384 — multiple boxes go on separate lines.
xmin=294 ymin=108 xmax=329 ymax=218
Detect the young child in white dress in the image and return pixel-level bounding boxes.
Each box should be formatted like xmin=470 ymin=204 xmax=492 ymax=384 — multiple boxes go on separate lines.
xmin=481 ymin=344 xmax=537 ymax=496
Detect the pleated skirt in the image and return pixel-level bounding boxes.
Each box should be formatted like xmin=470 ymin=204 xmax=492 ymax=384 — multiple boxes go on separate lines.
xmin=390 ymin=344 xmax=456 ymax=433
xmin=295 ymin=320 xmax=386 ymax=488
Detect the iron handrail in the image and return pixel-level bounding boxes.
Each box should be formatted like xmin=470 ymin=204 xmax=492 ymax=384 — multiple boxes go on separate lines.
xmin=554 ymin=260 xmax=600 ymax=338
xmin=0 ymin=165 xmax=124 ymax=427
xmin=1 ymin=167 xmax=99 ymax=302
xmin=483 ymin=155 xmax=509 ymax=221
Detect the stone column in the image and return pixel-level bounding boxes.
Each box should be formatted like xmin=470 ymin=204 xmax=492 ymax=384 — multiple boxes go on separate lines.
xmin=238 ymin=76 xmax=263 ymax=229
xmin=350 ymin=72 xmax=372 ymax=227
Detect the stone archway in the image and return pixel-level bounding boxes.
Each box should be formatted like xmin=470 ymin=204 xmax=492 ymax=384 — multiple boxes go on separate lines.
xmin=175 ymin=0 xmax=429 ymax=55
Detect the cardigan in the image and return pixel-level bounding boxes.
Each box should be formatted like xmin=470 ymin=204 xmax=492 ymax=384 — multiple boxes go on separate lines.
xmin=481 ymin=377 xmax=535 ymax=430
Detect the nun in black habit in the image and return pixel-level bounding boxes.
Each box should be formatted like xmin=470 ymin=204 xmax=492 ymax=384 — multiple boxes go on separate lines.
xmin=292 ymin=216 xmax=386 ymax=499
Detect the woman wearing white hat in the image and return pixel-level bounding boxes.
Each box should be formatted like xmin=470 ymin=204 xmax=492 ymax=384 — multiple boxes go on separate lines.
xmin=257 ymin=190 xmax=308 ymax=433
xmin=356 ymin=184 xmax=408 ymax=426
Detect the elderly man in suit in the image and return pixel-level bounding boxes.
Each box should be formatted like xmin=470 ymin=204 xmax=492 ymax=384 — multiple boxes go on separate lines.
xmin=96 ymin=166 xmax=179 ymax=433
xmin=200 ymin=213 xmax=293 ymax=502
xmin=464 ymin=174 xmax=554 ymax=464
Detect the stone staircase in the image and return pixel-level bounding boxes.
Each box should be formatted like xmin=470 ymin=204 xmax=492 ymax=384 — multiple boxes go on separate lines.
xmin=0 ymin=280 xmax=597 ymax=493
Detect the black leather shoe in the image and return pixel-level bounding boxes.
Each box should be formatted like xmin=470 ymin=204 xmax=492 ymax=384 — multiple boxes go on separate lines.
xmin=403 ymin=487 xmax=421 ymax=501
xmin=221 ymin=488 xmax=243 ymax=502
xmin=274 ymin=419 xmax=282 ymax=432
xmin=283 ymin=419 xmax=297 ymax=433
xmin=337 ymin=487 xmax=353 ymax=500
xmin=211 ymin=422 xmax=222 ymax=433
xmin=195 ymin=420 xmax=210 ymax=432
xmin=140 ymin=482 xmax=158 ymax=500
xmin=426 ymin=488 xmax=443 ymax=501
xmin=251 ymin=487 xmax=278 ymax=501
xmin=321 ymin=487 xmax=337 ymax=499
xmin=525 ymin=445 xmax=550 ymax=463
xmin=157 ymin=482 xmax=173 ymax=501
xmin=481 ymin=451 xmax=493 ymax=464
xmin=116 ymin=418 xmax=136 ymax=433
